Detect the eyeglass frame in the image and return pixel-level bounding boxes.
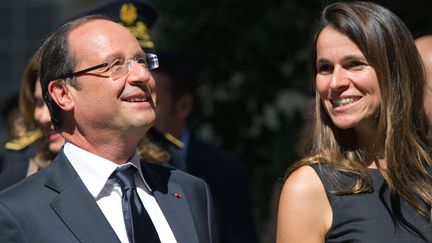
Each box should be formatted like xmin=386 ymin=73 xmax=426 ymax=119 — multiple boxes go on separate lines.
xmin=58 ymin=53 xmax=159 ymax=80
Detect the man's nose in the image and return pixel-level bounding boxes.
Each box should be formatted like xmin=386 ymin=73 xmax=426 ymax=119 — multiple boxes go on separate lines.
xmin=126 ymin=61 xmax=151 ymax=86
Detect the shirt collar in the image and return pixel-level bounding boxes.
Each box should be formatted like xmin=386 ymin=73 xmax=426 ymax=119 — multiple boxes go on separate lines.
xmin=122 ymin=153 xmax=153 ymax=192
xmin=63 ymin=142 xmax=152 ymax=199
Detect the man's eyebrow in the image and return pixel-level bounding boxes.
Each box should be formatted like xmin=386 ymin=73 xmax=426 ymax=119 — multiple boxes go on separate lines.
xmin=133 ymin=51 xmax=146 ymax=57
xmin=101 ymin=52 xmax=124 ymax=62
xmin=100 ymin=51 xmax=145 ymax=61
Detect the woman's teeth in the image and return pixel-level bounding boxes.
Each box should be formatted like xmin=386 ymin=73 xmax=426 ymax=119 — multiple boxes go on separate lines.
xmin=332 ymin=97 xmax=357 ymax=107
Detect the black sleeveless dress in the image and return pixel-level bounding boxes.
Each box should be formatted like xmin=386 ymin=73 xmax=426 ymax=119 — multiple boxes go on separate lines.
xmin=310 ymin=164 xmax=432 ymax=243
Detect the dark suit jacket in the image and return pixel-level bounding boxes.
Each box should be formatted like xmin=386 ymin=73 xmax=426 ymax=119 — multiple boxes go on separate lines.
xmin=0 ymin=148 xmax=34 ymax=191
xmin=186 ymin=136 xmax=258 ymax=243
xmin=0 ymin=150 xmax=218 ymax=243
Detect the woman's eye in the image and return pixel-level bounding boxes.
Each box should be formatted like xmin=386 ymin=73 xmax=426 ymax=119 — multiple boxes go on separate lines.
xmin=317 ymin=64 xmax=333 ymax=74
xmin=34 ymin=99 xmax=44 ymax=108
xmin=345 ymin=60 xmax=365 ymax=69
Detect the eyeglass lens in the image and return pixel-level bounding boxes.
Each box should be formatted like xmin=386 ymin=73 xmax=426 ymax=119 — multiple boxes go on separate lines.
xmin=111 ymin=53 xmax=159 ymax=80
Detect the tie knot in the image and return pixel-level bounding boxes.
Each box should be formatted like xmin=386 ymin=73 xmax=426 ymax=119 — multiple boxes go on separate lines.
xmin=113 ymin=166 xmax=138 ymax=191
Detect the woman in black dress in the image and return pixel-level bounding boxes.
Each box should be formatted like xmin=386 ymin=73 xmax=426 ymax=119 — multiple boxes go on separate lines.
xmin=277 ymin=2 xmax=432 ymax=242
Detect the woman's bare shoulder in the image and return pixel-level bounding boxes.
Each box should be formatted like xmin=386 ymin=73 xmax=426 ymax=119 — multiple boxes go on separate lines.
xmin=283 ymin=165 xmax=326 ymax=195
xmin=276 ymin=165 xmax=332 ymax=243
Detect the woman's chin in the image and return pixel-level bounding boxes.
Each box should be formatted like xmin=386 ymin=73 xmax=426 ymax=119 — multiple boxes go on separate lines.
xmin=48 ymin=139 xmax=65 ymax=154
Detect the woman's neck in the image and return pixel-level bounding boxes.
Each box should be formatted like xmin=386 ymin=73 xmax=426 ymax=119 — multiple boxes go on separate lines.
xmin=354 ymin=121 xmax=386 ymax=168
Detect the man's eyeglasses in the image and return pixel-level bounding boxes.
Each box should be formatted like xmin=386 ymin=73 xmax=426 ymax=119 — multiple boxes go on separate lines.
xmin=60 ymin=53 xmax=159 ymax=80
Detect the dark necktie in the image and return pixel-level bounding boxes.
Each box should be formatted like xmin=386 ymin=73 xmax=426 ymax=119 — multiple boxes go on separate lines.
xmin=113 ymin=166 xmax=161 ymax=243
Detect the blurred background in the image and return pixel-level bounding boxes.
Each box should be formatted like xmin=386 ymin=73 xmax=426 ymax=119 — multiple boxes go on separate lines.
xmin=1 ymin=0 xmax=432 ymax=241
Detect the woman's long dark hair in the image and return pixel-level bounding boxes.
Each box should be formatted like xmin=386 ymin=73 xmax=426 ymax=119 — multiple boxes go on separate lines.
xmin=288 ymin=1 xmax=432 ymax=220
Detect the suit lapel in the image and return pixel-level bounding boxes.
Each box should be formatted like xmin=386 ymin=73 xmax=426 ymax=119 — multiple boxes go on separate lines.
xmin=46 ymin=151 xmax=120 ymax=243
xmin=141 ymin=162 xmax=199 ymax=243
xmin=155 ymin=182 xmax=199 ymax=243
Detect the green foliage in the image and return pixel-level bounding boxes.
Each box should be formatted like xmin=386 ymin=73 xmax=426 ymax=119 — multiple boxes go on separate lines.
xmin=153 ymin=0 xmax=327 ymax=239
xmin=153 ymin=0 xmax=326 ymax=234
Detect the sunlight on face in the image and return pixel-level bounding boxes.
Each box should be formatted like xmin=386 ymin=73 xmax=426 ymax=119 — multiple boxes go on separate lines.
xmin=315 ymin=26 xmax=381 ymax=131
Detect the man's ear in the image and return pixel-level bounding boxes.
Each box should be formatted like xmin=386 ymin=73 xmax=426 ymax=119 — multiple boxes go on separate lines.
xmin=48 ymin=80 xmax=74 ymax=111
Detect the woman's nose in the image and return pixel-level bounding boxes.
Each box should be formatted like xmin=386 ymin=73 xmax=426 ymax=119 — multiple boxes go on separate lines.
xmin=35 ymin=104 xmax=52 ymax=126
xmin=329 ymin=65 xmax=350 ymax=90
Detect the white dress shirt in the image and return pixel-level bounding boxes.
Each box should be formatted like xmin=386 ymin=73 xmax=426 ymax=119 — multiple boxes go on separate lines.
xmin=64 ymin=142 xmax=177 ymax=243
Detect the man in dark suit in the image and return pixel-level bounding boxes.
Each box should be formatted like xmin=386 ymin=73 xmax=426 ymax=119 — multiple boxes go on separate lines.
xmin=0 ymin=14 xmax=218 ymax=243
xmin=149 ymin=52 xmax=258 ymax=243
xmin=0 ymin=0 xmax=158 ymax=191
